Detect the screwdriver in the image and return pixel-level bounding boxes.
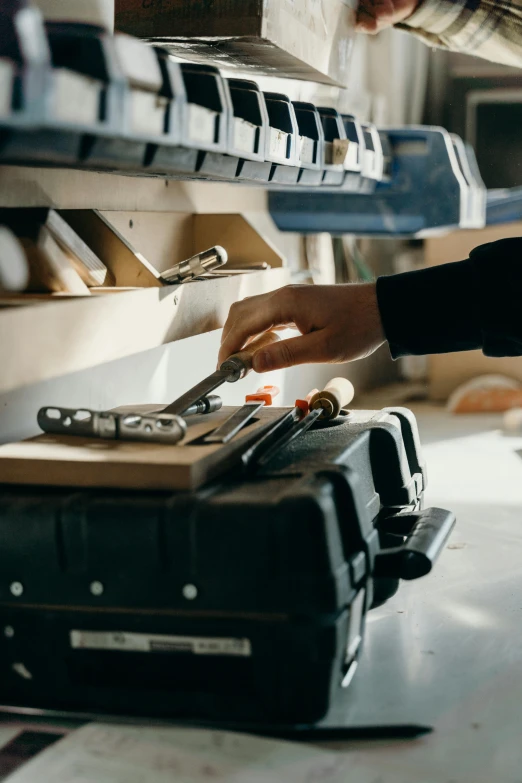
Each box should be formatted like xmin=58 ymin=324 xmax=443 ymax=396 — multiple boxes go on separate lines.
xmin=163 ymin=332 xmax=281 ymax=417
xmin=204 ymin=386 xmax=280 ymax=445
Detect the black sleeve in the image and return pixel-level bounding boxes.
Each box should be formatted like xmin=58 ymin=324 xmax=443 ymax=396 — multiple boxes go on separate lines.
xmin=376 ymin=237 xmax=522 ymax=359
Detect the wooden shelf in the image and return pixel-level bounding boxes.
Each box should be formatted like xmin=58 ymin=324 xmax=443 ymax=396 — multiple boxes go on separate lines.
xmin=0 ymin=166 xmax=268 ymax=212
xmin=0 ymin=268 xmax=288 ymax=394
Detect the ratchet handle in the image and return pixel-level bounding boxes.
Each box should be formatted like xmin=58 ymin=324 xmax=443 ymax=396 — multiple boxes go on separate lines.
xmin=375 ymin=507 xmax=456 ymax=581
xmin=221 ymin=331 xmax=281 ymax=382
xmin=310 ymin=377 xmax=355 ymax=420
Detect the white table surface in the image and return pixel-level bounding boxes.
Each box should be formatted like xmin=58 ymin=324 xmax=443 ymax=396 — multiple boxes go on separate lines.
xmin=323 ymin=404 xmax=522 ymax=782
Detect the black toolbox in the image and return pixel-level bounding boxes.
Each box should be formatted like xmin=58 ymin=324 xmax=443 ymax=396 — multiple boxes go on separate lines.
xmin=0 ymin=407 xmax=454 ymax=724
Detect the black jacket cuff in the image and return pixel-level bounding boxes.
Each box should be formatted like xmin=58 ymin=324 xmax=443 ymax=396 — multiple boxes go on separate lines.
xmin=376 ymin=260 xmax=482 ymax=359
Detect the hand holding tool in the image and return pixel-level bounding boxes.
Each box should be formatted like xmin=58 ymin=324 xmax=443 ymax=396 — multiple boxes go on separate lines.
xmin=163 ymin=331 xmax=281 ymax=417
xmin=204 ymin=386 xmax=280 ymax=445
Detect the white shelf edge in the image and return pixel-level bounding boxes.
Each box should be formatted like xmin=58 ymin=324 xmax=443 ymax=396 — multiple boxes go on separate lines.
xmin=0 ymin=166 xmax=269 ymax=212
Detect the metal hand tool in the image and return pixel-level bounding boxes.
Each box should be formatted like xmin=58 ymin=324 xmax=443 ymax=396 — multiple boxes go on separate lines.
xmin=191 ymin=263 xmax=271 ymax=280
xmin=245 ymin=377 xmax=355 ymax=471
xmin=181 ymin=395 xmax=223 ymax=417
xmin=240 ymin=388 xmax=319 ymax=470
xmin=37 ymin=406 xmax=187 ymax=445
xmin=38 ymin=388 xmax=221 ymax=447
xmin=163 ymin=331 xmax=281 ymax=417
xmin=161 ymin=246 xmax=228 ymax=284
xmin=204 ymin=386 xmax=279 ymax=445
xmin=37 ymin=396 xmax=220 ymax=445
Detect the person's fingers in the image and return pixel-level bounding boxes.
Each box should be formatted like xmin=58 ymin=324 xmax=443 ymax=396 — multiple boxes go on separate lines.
xmin=252 ymin=331 xmax=330 ymax=373
xmin=218 ymin=288 xmax=298 ymax=365
xmin=356 ymin=0 xmax=396 ymax=31
xmin=355 ymin=7 xmax=379 ymax=32
xmin=220 ymin=292 xmax=273 ymax=346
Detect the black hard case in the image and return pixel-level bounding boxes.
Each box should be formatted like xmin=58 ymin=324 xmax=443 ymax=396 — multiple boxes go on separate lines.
xmin=0 ymin=408 xmax=444 ymax=724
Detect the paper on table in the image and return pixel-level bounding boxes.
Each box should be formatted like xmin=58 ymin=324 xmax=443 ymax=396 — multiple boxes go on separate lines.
xmin=2 ymin=722 xmax=376 ymax=783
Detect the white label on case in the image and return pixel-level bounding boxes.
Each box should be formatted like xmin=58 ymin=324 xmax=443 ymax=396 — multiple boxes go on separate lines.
xmin=70 ymin=630 xmax=252 ymax=657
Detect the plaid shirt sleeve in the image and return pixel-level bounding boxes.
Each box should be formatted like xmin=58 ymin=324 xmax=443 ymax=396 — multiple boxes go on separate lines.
xmin=396 ymin=0 xmax=522 ymax=67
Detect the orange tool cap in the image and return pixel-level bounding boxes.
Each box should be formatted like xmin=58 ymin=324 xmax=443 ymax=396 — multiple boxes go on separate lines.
xmin=245 ymin=385 xmax=280 ymax=405
xmin=295 ymin=388 xmax=319 ymax=416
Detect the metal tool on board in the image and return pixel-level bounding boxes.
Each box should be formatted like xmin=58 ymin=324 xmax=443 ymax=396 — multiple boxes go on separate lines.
xmin=37 ymin=407 xmax=187 ymax=445
xmin=204 ymin=386 xmax=279 ymax=445
xmin=163 ymin=331 xmax=281 ymax=417
xmin=37 ymin=393 xmax=221 ymax=446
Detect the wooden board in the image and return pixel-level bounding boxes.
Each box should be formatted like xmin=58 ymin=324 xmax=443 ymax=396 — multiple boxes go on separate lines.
xmin=0 ymin=406 xmax=288 ymax=491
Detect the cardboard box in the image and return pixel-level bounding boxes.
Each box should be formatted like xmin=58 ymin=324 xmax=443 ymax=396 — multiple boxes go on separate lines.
xmin=425 ymin=222 xmax=522 ymax=400
xmin=115 ymin=0 xmax=356 ymax=86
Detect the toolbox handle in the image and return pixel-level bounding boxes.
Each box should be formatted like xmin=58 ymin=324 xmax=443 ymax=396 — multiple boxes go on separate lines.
xmin=374 ymin=507 xmax=456 ymax=581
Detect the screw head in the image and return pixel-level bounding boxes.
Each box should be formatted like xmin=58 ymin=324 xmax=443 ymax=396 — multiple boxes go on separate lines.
xmin=182 ymin=584 xmax=198 ymax=600
xmin=4 ymin=626 xmax=14 ymax=638
xmin=90 ymin=581 xmax=104 ymax=597
xmin=10 ymin=582 xmax=23 ymax=597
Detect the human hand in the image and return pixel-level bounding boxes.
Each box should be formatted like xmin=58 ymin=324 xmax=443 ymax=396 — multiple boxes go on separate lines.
xmin=355 ymin=0 xmax=420 ymax=34
xmin=218 ymin=283 xmax=386 ymax=373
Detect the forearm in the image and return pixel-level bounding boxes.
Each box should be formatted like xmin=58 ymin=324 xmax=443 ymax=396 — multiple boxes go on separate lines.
xmin=397 ymin=0 xmax=522 ymax=68
xmin=377 ymin=238 xmax=522 ymax=359
xmin=376 ymin=260 xmax=482 ymax=358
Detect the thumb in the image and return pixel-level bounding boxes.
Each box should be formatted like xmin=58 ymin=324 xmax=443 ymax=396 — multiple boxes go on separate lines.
xmin=252 ymin=332 xmax=327 ymax=372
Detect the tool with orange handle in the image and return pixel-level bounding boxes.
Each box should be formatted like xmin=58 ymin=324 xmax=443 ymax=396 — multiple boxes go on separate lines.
xmin=244 ymin=377 xmax=355 ymax=471
xmin=237 ymin=387 xmax=318 ymax=470
xmin=163 ymin=332 xmax=281 ymax=417
xmin=204 ymin=385 xmax=280 ymax=444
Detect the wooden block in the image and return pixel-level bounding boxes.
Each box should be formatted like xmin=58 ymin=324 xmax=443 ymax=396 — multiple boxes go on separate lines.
xmin=22 ymin=228 xmax=90 ymax=295
xmin=114 ymin=0 xmax=356 ymax=87
xmin=0 ymin=208 xmax=109 ymax=288
xmin=48 ymin=210 xmax=110 ymax=286
xmin=0 ymin=406 xmax=288 ymax=491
